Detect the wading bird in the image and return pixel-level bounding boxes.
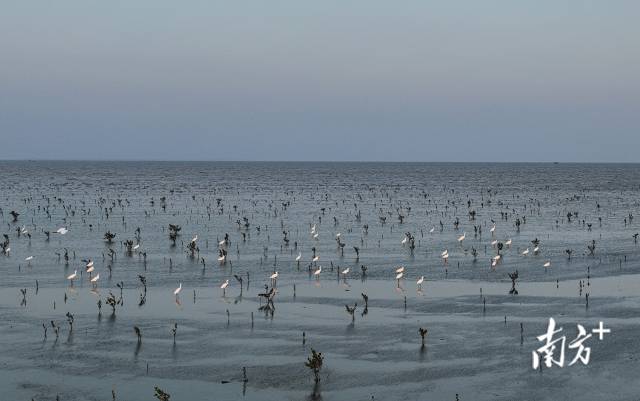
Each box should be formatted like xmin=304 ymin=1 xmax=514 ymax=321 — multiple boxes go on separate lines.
xmin=395 ymin=271 xmax=404 ymax=286
xmin=67 ymin=270 xmax=78 ymax=285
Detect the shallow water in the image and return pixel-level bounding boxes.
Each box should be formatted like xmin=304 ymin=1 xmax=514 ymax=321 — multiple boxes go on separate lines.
xmin=1 ymin=161 xmax=640 ymax=400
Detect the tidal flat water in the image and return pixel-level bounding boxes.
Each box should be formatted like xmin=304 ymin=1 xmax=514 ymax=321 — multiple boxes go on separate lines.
xmin=1 ymin=161 xmax=640 ymax=401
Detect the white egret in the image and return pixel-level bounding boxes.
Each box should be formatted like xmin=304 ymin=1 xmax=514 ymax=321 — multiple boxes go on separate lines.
xmin=395 ymin=271 xmax=404 ymax=286
xmin=67 ymin=270 xmax=78 ymax=285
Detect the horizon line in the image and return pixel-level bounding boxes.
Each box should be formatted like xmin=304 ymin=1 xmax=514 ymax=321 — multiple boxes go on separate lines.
xmin=1 ymin=158 xmax=639 ymax=164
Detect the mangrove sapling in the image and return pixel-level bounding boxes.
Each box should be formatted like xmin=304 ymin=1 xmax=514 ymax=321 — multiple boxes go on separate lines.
xmin=419 ymin=327 xmax=428 ymax=348
xmin=258 ymin=285 xmax=276 ymax=309
xmin=139 ymin=274 xmax=147 ymax=292
xmin=66 ymin=312 xmax=74 ymax=332
xmin=345 ymin=302 xmax=357 ymax=323
xmin=124 ymin=239 xmax=134 ymax=254
xmin=187 ymin=239 xmax=198 ymax=257
xmin=508 ymin=270 xmax=519 ymax=295
xmin=50 ymin=321 xmax=60 ymax=338
xmin=360 ymin=293 xmax=369 ymax=316
xmin=305 ymin=349 xmax=324 ymax=383
xmin=116 ymin=281 xmax=124 ymax=300
xmin=360 ymin=264 xmax=367 ymax=280
xmin=171 ymin=323 xmax=178 ymax=344
xmin=233 ymin=274 xmax=244 ymax=295
xmin=104 ymin=231 xmax=116 ymax=243
xmin=106 ymin=292 xmax=118 ymax=315
xmin=154 ymin=387 xmax=170 ymax=401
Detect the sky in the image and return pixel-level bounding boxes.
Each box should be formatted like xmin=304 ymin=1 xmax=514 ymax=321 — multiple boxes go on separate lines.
xmin=1 ymin=0 xmax=639 ymax=162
